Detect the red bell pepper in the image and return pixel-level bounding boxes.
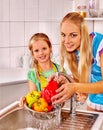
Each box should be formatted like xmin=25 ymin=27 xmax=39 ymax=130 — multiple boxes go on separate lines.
xmin=42 ymin=80 xmax=59 ymax=104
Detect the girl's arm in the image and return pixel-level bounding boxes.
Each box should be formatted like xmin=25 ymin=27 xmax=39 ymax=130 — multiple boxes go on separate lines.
xmin=28 ymin=80 xmax=37 ymax=92
xmin=19 ymin=80 xmax=37 ymax=107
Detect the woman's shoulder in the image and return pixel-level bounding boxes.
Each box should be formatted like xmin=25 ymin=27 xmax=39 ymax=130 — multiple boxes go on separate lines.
xmin=90 ymin=32 xmax=103 ymax=47
xmin=90 ymin=32 xmax=103 ymax=39
xmin=90 ymin=32 xmax=103 ymax=57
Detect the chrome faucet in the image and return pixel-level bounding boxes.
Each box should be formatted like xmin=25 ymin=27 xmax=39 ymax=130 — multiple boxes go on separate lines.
xmin=57 ymin=72 xmax=77 ymax=115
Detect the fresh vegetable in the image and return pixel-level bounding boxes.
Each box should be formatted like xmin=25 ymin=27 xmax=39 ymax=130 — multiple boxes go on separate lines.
xmin=42 ymin=80 xmax=59 ymax=104
xmin=32 ymin=97 xmax=53 ymax=112
xmin=25 ymin=81 xmax=58 ymax=112
xmin=26 ymin=91 xmax=41 ymax=108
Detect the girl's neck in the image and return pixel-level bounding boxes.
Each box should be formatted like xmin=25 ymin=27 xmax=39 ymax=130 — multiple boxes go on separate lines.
xmin=39 ymin=61 xmax=53 ymax=71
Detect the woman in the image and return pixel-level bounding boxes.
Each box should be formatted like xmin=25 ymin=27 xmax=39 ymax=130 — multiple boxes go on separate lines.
xmin=51 ymin=12 xmax=103 ymax=112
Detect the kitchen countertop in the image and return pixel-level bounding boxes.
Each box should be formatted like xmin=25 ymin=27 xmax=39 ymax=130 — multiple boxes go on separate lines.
xmin=0 ymin=68 xmax=28 ymax=85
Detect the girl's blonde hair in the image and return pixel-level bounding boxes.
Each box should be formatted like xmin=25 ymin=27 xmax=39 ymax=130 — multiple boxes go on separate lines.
xmin=60 ymin=12 xmax=92 ymax=83
xmin=29 ymin=33 xmax=52 ymax=81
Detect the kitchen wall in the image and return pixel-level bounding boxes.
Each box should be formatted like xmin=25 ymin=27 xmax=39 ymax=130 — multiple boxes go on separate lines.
xmin=0 ymin=0 xmax=103 ymax=69
xmin=0 ymin=0 xmax=73 ymax=69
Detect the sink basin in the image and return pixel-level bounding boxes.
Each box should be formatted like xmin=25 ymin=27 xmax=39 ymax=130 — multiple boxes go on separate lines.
xmin=0 ymin=109 xmax=37 ymax=130
xmin=0 ymin=105 xmax=100 ymax=130
xmin=0 ymin=102 xmax=61 ymax=130
xmin=54 ymin=109 xmax=98 ymax=130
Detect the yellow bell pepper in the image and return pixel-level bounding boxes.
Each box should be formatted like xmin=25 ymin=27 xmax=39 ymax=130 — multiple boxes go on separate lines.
xmin=26 ymin=91 xmax=41 ymax=108
xmin=32 ymin=98 xmax=52 ymax=112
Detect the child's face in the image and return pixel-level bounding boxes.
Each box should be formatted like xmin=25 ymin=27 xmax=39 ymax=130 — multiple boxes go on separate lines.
xmin=32 ymin=40 xmax=52 ymax=63
xmin=61 ymin=20 xmax=81 ymax=52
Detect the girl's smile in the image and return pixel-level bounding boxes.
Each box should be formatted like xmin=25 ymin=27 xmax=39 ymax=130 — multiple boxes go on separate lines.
xmin=32 ymin=40 xmax=52 ymax=63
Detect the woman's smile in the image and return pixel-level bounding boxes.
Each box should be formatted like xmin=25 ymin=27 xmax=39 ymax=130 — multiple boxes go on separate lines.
xmin=61 ymin=21 xmax=81 ymax=52
xmin=64 ymin=43 xmax=74 ymax=49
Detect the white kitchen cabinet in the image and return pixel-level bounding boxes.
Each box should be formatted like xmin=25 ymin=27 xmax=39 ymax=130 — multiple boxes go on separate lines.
xmin=0 ymin=82 xmax=28 ymax=110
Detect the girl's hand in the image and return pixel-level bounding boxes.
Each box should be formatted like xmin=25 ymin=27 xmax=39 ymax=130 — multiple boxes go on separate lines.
xmin=19 ymin=96 xmax=26 ymax=108
xmin=47 ymin=73 xmax=56 ymax=81
xmin=48 ymin=73 xmax=68 ymax=85
xmin=51 ymin=82 xmax=76 ymax=105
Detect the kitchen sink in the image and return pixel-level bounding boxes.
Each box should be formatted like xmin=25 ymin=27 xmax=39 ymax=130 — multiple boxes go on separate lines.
xmin=54 ymin=109 xmax=98 ymax=130
xmin=0 ymin=102 xmax=99 ymax=130
xmin=0 ymin=108 xmax=39 ymax=130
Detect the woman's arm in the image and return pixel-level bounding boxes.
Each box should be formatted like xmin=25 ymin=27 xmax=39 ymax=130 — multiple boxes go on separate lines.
xmin=51 ymin=81 xmax=103 ymax=104
xmin=75 ymin=81 xmax=103 ymax=94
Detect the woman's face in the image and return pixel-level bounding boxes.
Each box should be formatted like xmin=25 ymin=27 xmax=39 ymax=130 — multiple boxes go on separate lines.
xmin=61 ymin=20 xmax=81 ymax=52
xmin=32 ymin=40 xmax=52 ymax=63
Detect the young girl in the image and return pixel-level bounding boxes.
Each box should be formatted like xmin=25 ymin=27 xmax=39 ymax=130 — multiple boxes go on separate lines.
xmin=28 ymin=33 xmax=61 ymax=91
xmin=51 ymin=12 xmax=103 ymax=112
xmin=20 ymin=33 xmax=62 ymax=106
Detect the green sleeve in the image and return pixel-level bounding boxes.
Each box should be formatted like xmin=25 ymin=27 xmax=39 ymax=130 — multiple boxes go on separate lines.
xmin=27 ymin=69 xmax=37 ymax=83
xmin=27 ymin=69 xmax=41 ymax=91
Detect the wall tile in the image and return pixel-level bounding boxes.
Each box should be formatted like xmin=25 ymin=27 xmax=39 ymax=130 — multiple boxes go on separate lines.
xmin=39 ymin=0 xmax=52 ymax=21
xmin=100 ymin=0 xmax=103 ymax=9
xmin=0 ymin=48 xmax=10 ymax=68
xmin=86 ymin=20 xmax=94 ymax=33
xmin=25 ymin=0 xmax=38 ymax=21
xmin=94 ymin=21 xmax=103 ymax=34
xmin=0 ymin=0 xmax=103 ymax=69
xmin=51 ymin=22 xmax=60 ymax=44
xmin=39 ymin=22 xmax=52 ymax=39
xmin=10 ymin=22 xmax=24 ymax=47
xmin=25 ymin=22 xmax=39 ymax=46
xmin=0 ymin=22 xmax=10 ymax=47
xmin=86 ymin=20 xmax=103 ymax=34
xmin=63 ymin=0 xmax=74 ymax=15
xmin=10 ymin=47 xmax=24 ymax=68
xmin=24 ymin=46 xmax=31 ymax=55
xmin=51 ymin=0 xmax=63 ymax=21
xmin=0 ymin=0 xmax=9 ymax=21
xmin=10 ymin=0 xmax=24 ymax=21
xmin=52 ymin=44 xmax=60 ymax=64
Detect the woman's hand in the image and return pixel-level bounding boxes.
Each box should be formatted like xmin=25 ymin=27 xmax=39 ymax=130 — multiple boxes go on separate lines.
xmin=75 ymin=92 xmax=88 ymax=103
xmin=51 ymin=82 xmax=76 ymax=105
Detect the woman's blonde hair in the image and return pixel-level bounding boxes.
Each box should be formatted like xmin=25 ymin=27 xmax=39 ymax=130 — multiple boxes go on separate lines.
xmin=60 ymin=12 xmax=92 ymax=83
xmin=29 ymin=33 xmax=52 ymax=81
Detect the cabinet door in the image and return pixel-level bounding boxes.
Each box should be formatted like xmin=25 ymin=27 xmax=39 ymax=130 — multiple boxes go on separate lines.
xmin=0 ymin=82 xmax=28 ymax=109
